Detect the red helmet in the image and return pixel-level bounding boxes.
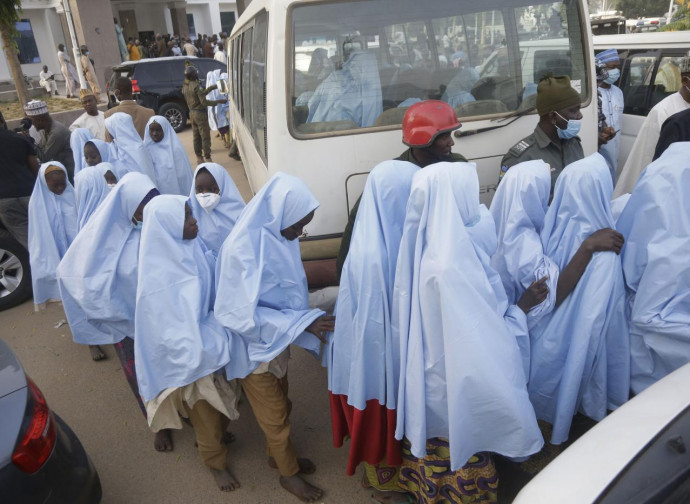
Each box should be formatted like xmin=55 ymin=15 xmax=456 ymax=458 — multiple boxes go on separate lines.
xmin=402 ymin=100 xmax=461 ymax=148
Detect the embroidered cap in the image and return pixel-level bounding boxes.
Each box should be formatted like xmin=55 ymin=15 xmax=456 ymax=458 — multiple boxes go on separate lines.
xmin=23 ymin=100 xmax=48 ymax=116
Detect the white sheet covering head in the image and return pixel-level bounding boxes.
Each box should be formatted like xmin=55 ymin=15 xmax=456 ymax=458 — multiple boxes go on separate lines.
xmin=143 ymin=115 xmax=193 ymax=195
xmin=74 ymin=163 xmax=110 ymax=230
xmin=88 ymin=139 xmax=112 ymax=166
xmin=214 ymin=172 xmax=325 ymax=373
xmin=393 ymin=161 xmax=543 ymax=471
xmin=70 ymin=128 xmax=94 ymax=176
xmin=616 ymin=142 xmax=690 ymax=393
xmin=135 ymin=195 xmax=231 ymax=402
xmin=328 ymin=160 xmax=419 ymax=411
xmin=206 ymin=69 xmax=230 ymax=130
xmin=105 ymin=112 xmax=157 ymax=182
xmin=57 ymin=172 xmax=158 ymax=344
xmin=188 ymin=163 xmax=245 ymax=254
xmin=490 ymin=160 xmax=559 ymax=328
xmin=529 ymin=153 xmax=630 ymax=444
xmin=29 ymin=162 xmax=78 ymax=307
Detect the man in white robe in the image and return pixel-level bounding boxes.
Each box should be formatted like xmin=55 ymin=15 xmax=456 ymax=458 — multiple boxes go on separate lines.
xmin=596 ymin=48 xmax=624 ymax=180
xmin=69 ymin=90 xmax=106 ymax=140
xmin=39 ymin=65 xmax=58 ymax=95
xmin=614 ymin=56 xmax=690 ymax=197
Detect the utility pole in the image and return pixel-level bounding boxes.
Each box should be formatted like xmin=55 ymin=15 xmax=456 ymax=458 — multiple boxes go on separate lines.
xmin=61 ymin=0 xmax=87 ymax=89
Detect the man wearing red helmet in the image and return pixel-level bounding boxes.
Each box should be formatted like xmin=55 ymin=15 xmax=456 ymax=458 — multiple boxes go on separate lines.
xmin=336 ymin=100 xmax=467 ymax=278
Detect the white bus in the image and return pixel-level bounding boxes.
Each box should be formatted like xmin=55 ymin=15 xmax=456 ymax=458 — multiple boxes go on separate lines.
xmin=227 ymin=0 xmax=597 ymax=276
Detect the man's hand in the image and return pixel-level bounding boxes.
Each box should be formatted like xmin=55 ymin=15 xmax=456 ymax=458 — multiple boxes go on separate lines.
xmin=305 ymin=315 xmax=336 ymax=343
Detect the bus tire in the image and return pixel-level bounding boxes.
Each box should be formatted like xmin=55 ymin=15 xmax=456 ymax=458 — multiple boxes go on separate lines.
xmin=159 ymin=102 xmax=188 ymax=132
xmin=0 ymin=230 xmax=32 ymax=311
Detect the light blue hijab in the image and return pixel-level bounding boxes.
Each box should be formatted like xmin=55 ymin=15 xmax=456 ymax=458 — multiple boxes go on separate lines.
xmin=617 ymin=142 xmax=690 ymax=394
xmin=307 ymin=51 xmax=383 ymax=127
xmin=327 ymin=160 xmax=419 ymax=411
xmin=135 ymin=195 xmax=231 ymax=402
xmin=74 ymin=163 xmax=111 ymax=230
xmin=57 ymin=172 xmax=157 ymax=343
xmin=206 ymin=69 xmax=230 ymax=130
xmin=143 ymin=115 xmax=193 ymax=196
xmin=529 ymin=153 xmax=630 ymax=445
xmin=70 ymin=128 xmax=93 ymax=176
xmin=29 ymin=162 xmax=78 ymax=307
xmin=214 ymin=172 xmax=325 ymax=375
xmin=105 ymin=112 xmax=157 ymax=182
xmin=490 ymin=160 xmax=559 ymax=329
xmin=188 ymin=163 xmax=245 ymax=255
xmin=393 ymin=162 xmax=543 ymax=471
xmin=87 ymin=139 xmax=113 ymax=167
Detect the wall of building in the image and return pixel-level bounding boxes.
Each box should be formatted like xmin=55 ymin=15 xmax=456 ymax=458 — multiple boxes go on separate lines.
xmin=111 ymin=2 xmax=169 ymax=40
xmin=0 ymin=7 xmax=65 ymax=83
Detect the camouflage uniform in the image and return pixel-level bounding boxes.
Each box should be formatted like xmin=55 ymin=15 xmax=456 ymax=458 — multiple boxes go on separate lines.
xmin=182 ymin=78 xmax=224 ymax=159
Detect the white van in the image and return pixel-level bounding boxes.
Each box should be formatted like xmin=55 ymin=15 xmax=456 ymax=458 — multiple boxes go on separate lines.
xmin=227 ymin=0 xmax=597 ymax=279
xmin=593 ymin=32 xmax=690 ymax=170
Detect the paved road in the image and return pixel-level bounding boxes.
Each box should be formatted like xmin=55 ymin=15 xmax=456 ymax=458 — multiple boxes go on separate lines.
xmin=2 ymin=128 xmax=371 ymax=503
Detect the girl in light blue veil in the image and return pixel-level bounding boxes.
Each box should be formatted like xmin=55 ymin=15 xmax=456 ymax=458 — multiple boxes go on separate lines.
xmin=143 ymin=116 xmax=193 ymax=195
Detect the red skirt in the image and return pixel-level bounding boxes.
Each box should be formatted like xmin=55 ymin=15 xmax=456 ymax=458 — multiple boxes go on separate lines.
xmin=329 ymin=392 xmax=403 ymax=475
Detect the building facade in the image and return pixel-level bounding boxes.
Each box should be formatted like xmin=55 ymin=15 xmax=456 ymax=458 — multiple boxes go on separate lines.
xmin=1 ymin=0 xmax=238 ymax=91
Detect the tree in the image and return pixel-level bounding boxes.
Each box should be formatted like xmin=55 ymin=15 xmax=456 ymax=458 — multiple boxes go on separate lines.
xmin=0 ymin=0 xmax=29 ymax=106
xmin=618 ymin=0 xmax=669 ymax=19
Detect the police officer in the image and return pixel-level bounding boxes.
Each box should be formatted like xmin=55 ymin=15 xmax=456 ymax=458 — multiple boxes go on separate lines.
xmin=182 ymin=64 xmax=227 ymax=164
xmin=499 ymin=73 xmax=584 ymax=190
xmin=336 ymin=100 xmax=467 ymax=277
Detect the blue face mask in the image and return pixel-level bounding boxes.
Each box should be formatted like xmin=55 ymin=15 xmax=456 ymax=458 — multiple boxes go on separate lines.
xmin=132 ymin=220 xmax=143 ymax=230
xmin=604 ymin=68 xmax=620 ymax=85
xmin=555 ymin=112 xmax=581 ymax=140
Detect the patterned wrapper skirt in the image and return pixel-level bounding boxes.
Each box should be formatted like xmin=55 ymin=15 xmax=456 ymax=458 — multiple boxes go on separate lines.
xmin=399 ymin=438 xmax=498 ymax=504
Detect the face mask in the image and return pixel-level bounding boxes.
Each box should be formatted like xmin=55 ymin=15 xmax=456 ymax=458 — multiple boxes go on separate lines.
xmin=196 ymin=192 xmax=221 ymax=213
xmin=107 ymin=183 xmax=116 ymax=189
xmin=132 ymin=220 xmax=143 ymax=230
xmin=555 ymin=112 xmax=581 ymax=140
xmin=604 ymin=68 xmax=620 ymax=85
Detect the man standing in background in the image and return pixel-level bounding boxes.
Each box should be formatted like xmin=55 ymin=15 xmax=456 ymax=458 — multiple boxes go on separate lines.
xmin=70 ymin=89 xmax=106 ymax=140
xmin=596 ymin=48 xmax=624 ymax=181
xmin=104 ymin=77 xmax=154 ymax=140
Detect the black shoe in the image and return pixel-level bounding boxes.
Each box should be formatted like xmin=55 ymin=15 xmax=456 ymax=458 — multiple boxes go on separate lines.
xmin=54 ymin=90 xmax=59 ymax=95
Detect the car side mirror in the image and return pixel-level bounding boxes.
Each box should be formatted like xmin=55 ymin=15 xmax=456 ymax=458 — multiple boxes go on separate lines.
xmin=217 ymin=78 xmax=229 ymax=94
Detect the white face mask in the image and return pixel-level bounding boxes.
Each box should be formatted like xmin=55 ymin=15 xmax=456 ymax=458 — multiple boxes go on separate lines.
xmin=196 ymin=192 xmax=221 ymax=213
xmin=107 ymin=183 xmax=116 ymax=189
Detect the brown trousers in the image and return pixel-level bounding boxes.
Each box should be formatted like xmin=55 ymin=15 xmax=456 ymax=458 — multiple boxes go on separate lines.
xmin=183 ymin=399 xmax=229 ymax=471
xmin=239 ymin=372 xmax=300 ymax=477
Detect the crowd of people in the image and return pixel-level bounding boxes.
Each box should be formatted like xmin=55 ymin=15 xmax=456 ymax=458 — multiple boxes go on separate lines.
xmin=117 ymin=30 xmax=228 ymax=63
xmin=0 ymin=41 xmax=689 ymax=504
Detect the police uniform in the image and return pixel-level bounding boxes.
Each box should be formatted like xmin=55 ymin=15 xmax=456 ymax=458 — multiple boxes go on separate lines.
xmin=498 ymin=73 xmax=584 ymax=190
xmin=499 ymin=125 xmax=584 ymax=189
xmin=182 ymin=78 xmax=224 ymax=160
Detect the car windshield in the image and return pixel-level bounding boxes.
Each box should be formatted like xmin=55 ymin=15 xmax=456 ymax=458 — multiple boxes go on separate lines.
xmin=289 ymin=0 xmax=588 ymax=135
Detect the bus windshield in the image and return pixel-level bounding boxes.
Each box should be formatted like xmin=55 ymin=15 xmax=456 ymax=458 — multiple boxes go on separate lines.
xmin=289 ymin=0 xmax=589 ymax=136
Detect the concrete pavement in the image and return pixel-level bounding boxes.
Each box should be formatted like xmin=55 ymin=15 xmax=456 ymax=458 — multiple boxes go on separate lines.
xmin=2 ymin=127 xmax=372 ymax=504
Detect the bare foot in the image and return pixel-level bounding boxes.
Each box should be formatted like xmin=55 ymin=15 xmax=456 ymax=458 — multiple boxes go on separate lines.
xmin=268 ymin=456 xmax=315 ymax=474
xmin=211 ymin=468 xmax=240 ymax=492
xmin=154 ymin=429 xmax=173 ymax=451
xmin=372 ymin=489 xmax=414 ymax=504
xmin=89 ymin=345 xmax=106 ymax=361
xmin=279 ymin=474 xmax=323 ymax=502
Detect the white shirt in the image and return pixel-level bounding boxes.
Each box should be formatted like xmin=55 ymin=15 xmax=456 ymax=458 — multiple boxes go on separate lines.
xmin=214 ymin=50 xmax=227 ymax=65
xmin=69 ymin=111 xmax=106 ymax=141
xmin=39 ymin=70 xmax=54 ymax=83
xmin=614 ymin=91 xmax=690 ymax=197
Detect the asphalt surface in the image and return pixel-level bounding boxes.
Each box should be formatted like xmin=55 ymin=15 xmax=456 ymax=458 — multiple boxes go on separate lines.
xmin=2 ymin=128 xmax=372 ymax=504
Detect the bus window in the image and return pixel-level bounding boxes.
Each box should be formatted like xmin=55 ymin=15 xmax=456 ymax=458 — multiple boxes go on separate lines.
xmin=288 ymin=0 xmax=589 ymax=137
xmin=621 ymin=52 xmax=657 ymax=116
xmin=251 ymin=12 xmax=268 ymax=162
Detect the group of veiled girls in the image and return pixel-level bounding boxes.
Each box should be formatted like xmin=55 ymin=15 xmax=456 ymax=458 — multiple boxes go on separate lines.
xmin=27 ymin=113 xmax=690 ymax=504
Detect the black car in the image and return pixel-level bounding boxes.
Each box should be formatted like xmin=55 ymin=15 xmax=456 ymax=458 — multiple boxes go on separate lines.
xmin=107 ymin=56 xmax=225 ymax=132
xmin=0 ymin=338 xmax=102 ymax=503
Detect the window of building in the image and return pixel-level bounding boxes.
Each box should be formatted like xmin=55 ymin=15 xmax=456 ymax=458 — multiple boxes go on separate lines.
xmin=221 ymin=11 xmax=236 ymax=35
xmin=15 ymin=19 xmax=40 ymax=64
xmin=187 ymin=14 xmax=197 ymax=39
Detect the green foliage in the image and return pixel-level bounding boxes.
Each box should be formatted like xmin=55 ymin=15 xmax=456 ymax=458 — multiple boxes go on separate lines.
xmin=662 ymin=5 xmax=690 ymax=30
xmin=0 ymin=0 xmax=22 ymax=41
xmin=618 ymin=0 xmax=669 ymax=19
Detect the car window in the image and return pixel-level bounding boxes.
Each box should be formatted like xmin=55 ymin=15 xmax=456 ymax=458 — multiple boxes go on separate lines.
xmin=595 ymin=405 xmax=690 ymax=504
xmin=651 ymin=55 xmax=684 ymax=108
xmin=619 ymin=51 xmax=657 ymax=116
xmin=133 ymin=62 xmax=176 ymax=85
